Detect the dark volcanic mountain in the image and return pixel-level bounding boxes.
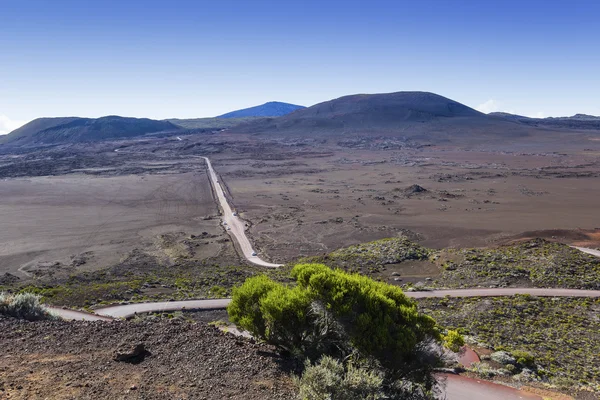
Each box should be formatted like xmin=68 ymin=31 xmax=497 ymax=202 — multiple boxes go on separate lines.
xmin=231 ymin=92 xmax=528 ymax=141
xmin=1 ymin=116 xmax=181 ymax=146
xmin=217 ymin=101 xmax=305 ymax=118
xmin=490 ymin=112 xmax=600 ymax=130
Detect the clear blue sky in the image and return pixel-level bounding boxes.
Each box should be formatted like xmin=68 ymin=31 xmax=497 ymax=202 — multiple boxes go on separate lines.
xmin=1 ymin=0 xmax=599 ymax=133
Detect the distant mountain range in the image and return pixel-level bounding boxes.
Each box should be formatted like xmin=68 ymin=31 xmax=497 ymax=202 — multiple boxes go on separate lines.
xmin=216 ymin=101 xmax=305 ymax=118
xmin=2 ymin=93 xmax=598 ymax=148
xmin=0 ymin=116 xmax=180 ymax=146
xmin=490 ymin=112 xmax=600 ymax=130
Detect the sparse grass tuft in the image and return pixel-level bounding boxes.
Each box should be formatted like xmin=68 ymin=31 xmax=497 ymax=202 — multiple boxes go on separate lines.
xmin=0 ymin=292 xmax=59 ymax=321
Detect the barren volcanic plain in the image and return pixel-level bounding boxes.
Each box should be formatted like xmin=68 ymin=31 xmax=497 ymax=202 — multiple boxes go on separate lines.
xmin=1 ymin=124 xmax=600 ymax=279
xmin=0 ymin=149 xmax=239 ymax=280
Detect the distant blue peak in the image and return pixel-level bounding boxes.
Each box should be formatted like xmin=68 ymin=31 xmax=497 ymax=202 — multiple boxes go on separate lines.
xmin=217 ymin=101 xmax=305 ymax=118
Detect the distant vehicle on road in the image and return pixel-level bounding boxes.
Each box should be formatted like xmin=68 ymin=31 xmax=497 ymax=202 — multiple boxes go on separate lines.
xmin=223 ymin=221 xmax=227 ymax=225
xmin=227 ymin=227 xmax=231 ymax=231
xmin=232 ymin=212 xmax=237 ymax=216
xmin=251 ymin=252 xmax=257 ymax=256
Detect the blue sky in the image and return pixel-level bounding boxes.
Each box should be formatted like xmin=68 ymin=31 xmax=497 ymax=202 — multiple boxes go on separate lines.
xmin=1 ymin=0 xmax=599 ymax=133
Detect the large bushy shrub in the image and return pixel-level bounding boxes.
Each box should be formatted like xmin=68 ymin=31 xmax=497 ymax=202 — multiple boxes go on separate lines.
xmin=228 ymin=264 xmax=457 ymax=397
xmin=292 ymin=263 xmax=440 ymax=371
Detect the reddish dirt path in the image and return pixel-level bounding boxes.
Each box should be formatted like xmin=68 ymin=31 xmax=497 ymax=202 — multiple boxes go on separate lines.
xmin=440 ymin=374 xmax=543 ymax=400
xmin=457 ymin=346 xmax=480 ymax=367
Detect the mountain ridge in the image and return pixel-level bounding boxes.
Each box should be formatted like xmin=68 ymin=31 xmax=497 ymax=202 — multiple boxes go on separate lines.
xmin=0 ymin=116 xmax=181 ymax=146
xmin=490 ymin=112 xmax=600 ymax=130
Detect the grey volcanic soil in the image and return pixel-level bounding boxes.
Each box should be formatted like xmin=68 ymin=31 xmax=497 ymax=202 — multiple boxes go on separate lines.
xmin=1 ymin=129 xmax=600 ymax=280
xmin=0 ymin=318 xmax=295 ymax=400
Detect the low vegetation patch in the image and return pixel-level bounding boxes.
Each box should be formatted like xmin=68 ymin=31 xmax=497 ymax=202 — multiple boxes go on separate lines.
xmin=434 ymin=239 xmax=600 ymax=289
xmin=301 ymin=237 xmax=431 ymax=275
xmin=12 ymin=262 xmax=293 ymax=308
xmin=302 ymin=237 xmax=600 ymax=291
xmin=295 ymin=356 xmax=385 ymax=400
xmin=0 ymin=292 xmax=58 ymax=321
xmin=418 ymin=295 xmax=600 ymax=391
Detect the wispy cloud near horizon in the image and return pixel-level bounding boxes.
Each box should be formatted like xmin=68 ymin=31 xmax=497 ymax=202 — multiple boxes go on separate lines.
xmin=0 ymin=115 xmax=27 ymax=135
xmin=476 ymin=99 xmax=500 ymax=114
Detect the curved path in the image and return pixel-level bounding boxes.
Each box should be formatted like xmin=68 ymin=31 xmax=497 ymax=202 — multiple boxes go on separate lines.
xmin=201 ymin=157 xmax=282 ymax=268
xmin=47 ymin=306 xmax=113 ymax=321
xmin=52 ymin=287 xmax=600 ymax=320
xmin=574 ymin=246 xmax=600 ymax=258
xmin=95 ymin=299 xmax=230 ymax=319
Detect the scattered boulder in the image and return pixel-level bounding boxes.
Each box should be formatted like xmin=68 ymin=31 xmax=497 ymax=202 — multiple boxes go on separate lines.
xmin=404 ymin=184 xmax=427 ymax=194
xmin=114 ymin=342 xmax=148 ymax=363
xmin=393 ymin=184 xmax=429 ymax=198
xmin=513 ymin=367 xmax=538 ymax=382
xmin=490 ymin=351 xmax=516 ymax=365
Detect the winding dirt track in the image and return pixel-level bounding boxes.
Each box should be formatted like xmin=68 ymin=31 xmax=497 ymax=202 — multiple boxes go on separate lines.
xmin=52 ymin=287 xmax=600 ymax=320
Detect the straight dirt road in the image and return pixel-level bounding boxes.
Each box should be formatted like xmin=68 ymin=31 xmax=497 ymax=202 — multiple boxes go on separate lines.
xmin=202 ymin=157 xmax=282 ymax=268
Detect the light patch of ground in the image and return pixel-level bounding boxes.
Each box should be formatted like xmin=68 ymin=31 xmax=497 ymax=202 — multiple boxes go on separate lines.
xmin=0 ymin=172 xmax=219 ymax=276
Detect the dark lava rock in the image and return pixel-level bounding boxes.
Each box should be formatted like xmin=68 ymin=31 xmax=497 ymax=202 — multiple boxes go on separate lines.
xmin=114 ymin=342 xmax=147 ymax=362
xmin=405 ymin=184 xmax=427 ymax=194
xmin=0 ymin=273 xmax=20 ymax=285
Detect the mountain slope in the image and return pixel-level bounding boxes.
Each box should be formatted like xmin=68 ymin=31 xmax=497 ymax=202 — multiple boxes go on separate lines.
xmin=0 ymin=116 xmax=181 ymax=146
xmin=217 ymin=101 xmax=305 ymax=118
xmin=490 ymin=112 xmax=600 ymax=130
xmin=168 ymin=116 xmax=264 ymax=129
xmin=230 ymin=91 xmax=520 ymax=138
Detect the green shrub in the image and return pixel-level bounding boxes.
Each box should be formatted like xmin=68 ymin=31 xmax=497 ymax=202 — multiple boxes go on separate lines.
xmin=259 ymin=285 xmax=314 ymax=352
xmin=227 ymin=275 xmax=281 ymax=338
xmin=291 ymin=263 xmax=441 ymax=370
xmin=512 ymin=350 xmax=535 ymax=367
xmin=0 ymin=292 xmax=59 ymax=321
xmin=208 ymin=285 xmax=228 ymax=298
xmin=443 ymin=330 xmax=465 ymax=352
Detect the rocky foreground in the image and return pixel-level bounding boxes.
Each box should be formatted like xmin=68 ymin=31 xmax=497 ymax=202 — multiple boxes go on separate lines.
xmin=0 ymin=318 xmax=295 ymax=399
